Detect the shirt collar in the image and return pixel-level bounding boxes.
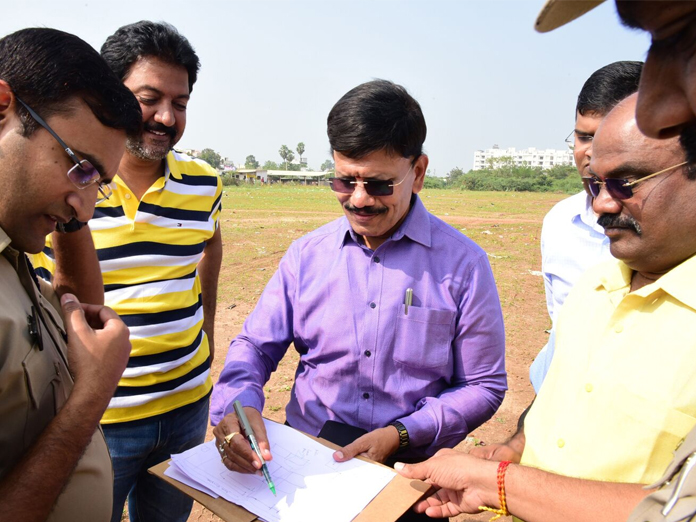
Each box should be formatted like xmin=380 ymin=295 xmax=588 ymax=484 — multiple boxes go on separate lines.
xmin=165 ymin=150 xmax=183 ymax=181
xmin=597 ymin=254 xmax=696 ymax=309
xmin=650 ymin=254 xmax=696 ymax=309
xmin=576 ymin=192 xmax=604 ymax=233
xmin=338 ymin=194 xmax=432 ymax=250
xmin=0 ymin=225 xmax=11 ymax=255
xmin=112 ymin=151 xmax=178 ymax=193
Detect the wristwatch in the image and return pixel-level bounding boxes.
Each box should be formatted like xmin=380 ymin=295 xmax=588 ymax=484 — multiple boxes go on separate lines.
xmin=55 ymin=219 xmax=87 ymax=233
xmin=389 ymin=420 xmax=410 ymax=451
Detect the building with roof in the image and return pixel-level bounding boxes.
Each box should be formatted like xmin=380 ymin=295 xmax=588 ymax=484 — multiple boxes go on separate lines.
xmin=472 ymin=145 xmax=573 ymax=171
xmin=230 ymin=169 xmax=329 ymax=185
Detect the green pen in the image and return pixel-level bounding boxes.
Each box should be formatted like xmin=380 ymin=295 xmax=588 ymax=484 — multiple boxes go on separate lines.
xmin=233 ymin=400 xmax=276 ymax=496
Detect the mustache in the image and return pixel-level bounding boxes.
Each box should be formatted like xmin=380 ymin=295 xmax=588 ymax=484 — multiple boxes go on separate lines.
xmin=144 ymin=122 xmax=176 ymax=138
xmin=343 ymin=204 xmax=387 ymax=215
xmin=597 ymin=213 xmax=642 ymax=235
xmin=680 ymin=123 xmax=696 ymax=165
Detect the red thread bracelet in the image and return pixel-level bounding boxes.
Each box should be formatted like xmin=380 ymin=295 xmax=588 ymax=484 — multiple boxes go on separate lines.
xmin=479 ymin=460 xmax=512 ymax=521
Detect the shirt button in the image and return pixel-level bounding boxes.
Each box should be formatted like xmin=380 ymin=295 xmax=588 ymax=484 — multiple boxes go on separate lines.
xmin=364 ymin=350 xmax=371 ymax=357
xmin=614 ymin=323 xmax=623 ymax=333
xmin=124 ymin=193 xmax=132 ymax=200
xmin=585 ymin=383 xmax=593 ymax=393
xmin=373 ymin=256 xmax=380 ymax=263
xmin=369 ymin=302 xmax=376 ymax=309
xmin=557 ymin=439 xmax=565 ymax=448
xmin=362 ymin=392 xmax=370 ymax=399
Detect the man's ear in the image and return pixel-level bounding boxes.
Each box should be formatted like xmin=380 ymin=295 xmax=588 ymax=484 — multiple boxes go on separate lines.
xmin=0 ymin=80 xmax=16 ymax=128
xmin=411 ymin=154 xmax=429 ymax=194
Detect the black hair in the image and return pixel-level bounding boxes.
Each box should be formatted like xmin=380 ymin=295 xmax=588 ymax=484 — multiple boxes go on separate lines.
xmin=327 ymin=79 xmax=426 ymax=161
xmin=101 ymin=21 xmax=200 ymax=93
xmin=576 ymin=61 xmax=643 ymax=116
xmin=0 ymin=28 xmax=142 ymax=137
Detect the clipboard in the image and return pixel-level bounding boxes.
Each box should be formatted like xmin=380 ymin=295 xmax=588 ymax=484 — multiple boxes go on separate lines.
xmin=149 ymin=435 xmax=431 ymax=522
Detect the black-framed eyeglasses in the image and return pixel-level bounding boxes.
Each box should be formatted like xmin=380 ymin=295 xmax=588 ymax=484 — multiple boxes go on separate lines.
xmin=584 ymin=161 xmax=688 ymax=200
xmin=15 ymin=97 xmax=112 ymax=204
xmin=329 ymin=165 xmax=413 ymax=197
xmin=565 ymin=130 xmax=593 ymax=150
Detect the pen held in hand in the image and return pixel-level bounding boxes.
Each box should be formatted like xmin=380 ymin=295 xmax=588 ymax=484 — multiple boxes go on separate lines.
xmin=233 ymin=400 xmax=277 ymax=495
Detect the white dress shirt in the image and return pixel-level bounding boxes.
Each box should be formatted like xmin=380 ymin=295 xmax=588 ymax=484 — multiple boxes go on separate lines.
xmin=529 ymin=190 xmax=612 ymax=392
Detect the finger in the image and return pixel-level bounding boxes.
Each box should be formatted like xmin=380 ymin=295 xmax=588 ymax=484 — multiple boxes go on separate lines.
xmin=394 ymin=461 xmax=428 ymax=480
xmin=226 ymin=439 xmax=259 ymax=473
xmin=80 ymin=303 xmax=122 ymax=330
xmin=61 ymin=293 xmax=89 ymax=336
xmin=246 ymin=407 xmax=273 ymax=461
xmin=333 ymin=438 xmax=368 ymax=462
xmin=216 ymin=415 xmax=259 ymax=473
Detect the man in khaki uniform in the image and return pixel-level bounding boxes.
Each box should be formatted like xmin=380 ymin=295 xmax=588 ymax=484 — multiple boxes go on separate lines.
xmin=0 ymin=28 xmax=141 ymax=521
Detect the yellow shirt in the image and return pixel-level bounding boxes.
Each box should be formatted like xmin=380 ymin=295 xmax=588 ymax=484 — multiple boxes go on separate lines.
xmin=522 ymin=255 xmax=696 ymax=485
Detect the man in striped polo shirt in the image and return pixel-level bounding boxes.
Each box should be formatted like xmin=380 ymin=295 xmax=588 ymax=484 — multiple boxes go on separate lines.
xmin=44 ymin=21 xmax=223 ymax=522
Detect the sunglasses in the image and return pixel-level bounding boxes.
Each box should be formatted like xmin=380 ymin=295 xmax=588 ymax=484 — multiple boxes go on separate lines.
xmin=330 ymin=166 xmax=413 ymax=197
xmin=15 ymin=97 xmax=112 ymax=204
xmin=584 ymin=161 xmax=688 ymax=200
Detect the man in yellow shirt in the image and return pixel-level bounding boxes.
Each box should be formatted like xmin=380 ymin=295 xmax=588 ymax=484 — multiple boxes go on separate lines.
xmin=396 ymin=92 xmax=696 ymax=522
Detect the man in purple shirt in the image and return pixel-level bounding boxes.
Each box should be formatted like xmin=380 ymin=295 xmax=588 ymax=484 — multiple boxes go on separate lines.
xmin=211 ymin=80 xmax=506 ymax=476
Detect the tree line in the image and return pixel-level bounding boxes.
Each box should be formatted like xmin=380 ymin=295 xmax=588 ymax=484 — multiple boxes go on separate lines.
xmin=433 ymin=156 xmax=583 ymax=194
xmin=196 ymin=143 xmax=335 ymax=174
xmin=199 ymin=150 xmax=582 ymax=194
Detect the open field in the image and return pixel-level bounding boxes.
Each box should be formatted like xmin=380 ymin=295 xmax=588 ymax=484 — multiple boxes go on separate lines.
xmin=191 ymin=184 xmax=569 ymax=522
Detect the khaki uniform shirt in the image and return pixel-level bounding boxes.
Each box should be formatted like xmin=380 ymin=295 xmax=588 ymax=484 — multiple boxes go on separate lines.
xmin=629 ymin=425 xmax=696 ymax=522
xmin=0 ymin=227 xmax=112 ymax=521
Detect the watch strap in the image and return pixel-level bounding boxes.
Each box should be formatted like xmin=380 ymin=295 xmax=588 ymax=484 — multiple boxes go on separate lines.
xmin=390 ymin=420 xmax=409 ymax=451
xmin=55 ymin=219 xmax=87 ymax=233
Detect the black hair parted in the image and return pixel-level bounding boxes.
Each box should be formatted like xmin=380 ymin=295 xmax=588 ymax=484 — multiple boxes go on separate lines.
xmin=0 ymin=28 xmax=142 ymax=137
xmin=576 ymin=61 xmax=643 ymax=117
xmin=101 ymin=21 xmax=200 ymax=93
xmin=327 ymin=79 xmax=426 ymax=161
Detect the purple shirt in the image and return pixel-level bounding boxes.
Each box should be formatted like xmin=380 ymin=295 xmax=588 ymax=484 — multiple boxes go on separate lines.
xmin=211 ymin=196 xmax=507 ymax=457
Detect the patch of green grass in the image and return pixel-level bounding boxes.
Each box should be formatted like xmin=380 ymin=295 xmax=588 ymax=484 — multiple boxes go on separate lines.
xmin=217 ymin=184 xmax=564 ymax=309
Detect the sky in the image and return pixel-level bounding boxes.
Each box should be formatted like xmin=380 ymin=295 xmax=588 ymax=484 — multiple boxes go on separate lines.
xmin=4 ymin=0 xmax=650 ymax=176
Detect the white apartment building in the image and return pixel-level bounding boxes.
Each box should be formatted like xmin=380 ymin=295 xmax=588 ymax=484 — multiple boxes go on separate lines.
xmin=472 ymin=145 xmax=573 ymax=171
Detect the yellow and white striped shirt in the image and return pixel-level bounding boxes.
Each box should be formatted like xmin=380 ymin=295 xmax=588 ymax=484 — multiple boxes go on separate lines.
xmin=34 ymin=150 xmax=222 ymax=424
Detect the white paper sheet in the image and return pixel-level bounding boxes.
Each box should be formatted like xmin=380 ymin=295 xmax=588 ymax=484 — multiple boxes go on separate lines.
xmin=165 ymin=460 xmax=219 ymax=498
xmin=170 ymin=420 xmax=396 ymax=522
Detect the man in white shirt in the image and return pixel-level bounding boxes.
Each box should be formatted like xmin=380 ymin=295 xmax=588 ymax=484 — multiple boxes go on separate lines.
xmin=530 ymin=61 xmax=642 ymax=391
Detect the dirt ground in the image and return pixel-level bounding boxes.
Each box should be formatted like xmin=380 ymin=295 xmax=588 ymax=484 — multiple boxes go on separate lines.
xmin=180 ymin=187 xmax=565 ymax=522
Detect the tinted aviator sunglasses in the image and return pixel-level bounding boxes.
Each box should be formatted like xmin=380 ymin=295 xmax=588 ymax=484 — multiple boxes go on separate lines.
xmin=583 ymin=161 xmax=688 ymax=200
xmin=15 ymin=97 xmax=112 ymax=203
xmin=330 ymin=165 xmax=413 ymax=197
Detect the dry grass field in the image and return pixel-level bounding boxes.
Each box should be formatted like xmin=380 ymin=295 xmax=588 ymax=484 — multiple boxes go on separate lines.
xmin=186 ymin=184 xmax=568 ymax=522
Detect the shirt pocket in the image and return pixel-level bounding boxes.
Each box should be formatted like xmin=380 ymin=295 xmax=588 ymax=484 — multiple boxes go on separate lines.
xmin=393 ymin=305 xmax=455 ymax=369
xmin=22 ymin=346 xmax=61 ymax=446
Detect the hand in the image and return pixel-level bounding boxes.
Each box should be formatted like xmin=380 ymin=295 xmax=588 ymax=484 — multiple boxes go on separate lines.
xmin=395 ymin=449 xmax=498 ymax=518
xmin=333 ymin=426 xmax=400 ymax=464
xmin=62 ymin=293 xmax=131 ymax=405
xmin=468 ymin=442 xmax=522 ymax=463
xmin=468 ymin=429 xmax=525 ymax=463
xmin=213 ymin=407 xmax=271 ymax=474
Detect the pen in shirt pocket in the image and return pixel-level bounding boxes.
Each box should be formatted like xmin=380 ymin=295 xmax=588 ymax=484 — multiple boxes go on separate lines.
xmin=404 ymin=288 xmax=413 ymax=315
